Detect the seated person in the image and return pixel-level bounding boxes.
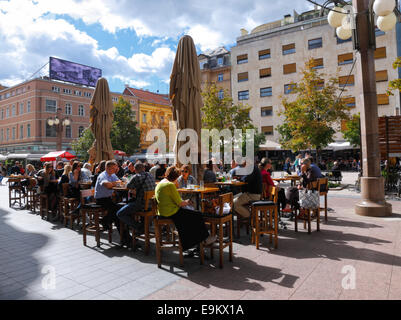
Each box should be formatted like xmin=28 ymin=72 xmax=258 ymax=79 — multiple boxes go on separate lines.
xmin=58 ymin=164 xmax=71 ymax=195
xmin=155 ymin=163 xmax=167 ymax=181
xmin=234 ymin=161 xmax=262 ymax=218
xmin=259 ymin=158 xmax=275 ymax=198
xmin=203 ymin=160 xmax=217 ymax=183
xmin=68 ymin=161 xmax=82 ymax=199
xmin=156 ymin=166 xmax=216 ymax=251
xmin=300 ymin=157 xmax=323 ymax=189
xmin=80 ymin=163 xmax=92 ymax=182
xmin=124 ymin=161 xmax=136 ymax=178
xmin=177 ymin=165 xmax=197 ymax=205
xmin=37 ymin=162 xmax=58 ymax=212
xmin=94 ymin=161 xmax=121 ymax=233
xmin=116 ymin=162 xmax=156 ymax=245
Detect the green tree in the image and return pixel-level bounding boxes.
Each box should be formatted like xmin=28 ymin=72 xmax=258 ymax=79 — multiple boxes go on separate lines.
xmin=277 ymin=58 xmax=351 ymax=158
xmin=72 ymin=97 xmax=140 ymax=161
xmin=71 ymin=127 xmax=94 ymax=162
xmin=341 ymin=113 xmax=361 ymax=147
xmin=388 ymin=57 xmax=401 ymax=96
xmin=201 ymin=84 xmax=265 ymax=154
xmin=110 ymin=97 xmax=141 ymax=155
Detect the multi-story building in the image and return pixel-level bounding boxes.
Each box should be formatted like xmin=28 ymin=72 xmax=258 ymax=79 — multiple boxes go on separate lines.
xmin=231 ymin=9 xmax=401 ymax=144
xmin=0 ymin=77 xmax=138 ymax=154
xmin=198 ymin=47 xmax=232 ymax=98
xmin=123 ymin=87 xmax=175 ymax=153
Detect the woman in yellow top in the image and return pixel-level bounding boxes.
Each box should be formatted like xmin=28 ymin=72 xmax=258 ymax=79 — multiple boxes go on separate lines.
xmin=155 ymin=166 xmax=216 ymax=251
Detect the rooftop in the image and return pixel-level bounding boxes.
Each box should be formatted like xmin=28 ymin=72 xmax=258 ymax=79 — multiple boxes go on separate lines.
xmin=123 ymin=87 xmax=171 ymax=106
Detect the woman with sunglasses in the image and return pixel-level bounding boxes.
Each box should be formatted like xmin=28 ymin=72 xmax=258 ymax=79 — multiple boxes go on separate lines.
xmin=177 ymin=165 xmax=198 ymax=205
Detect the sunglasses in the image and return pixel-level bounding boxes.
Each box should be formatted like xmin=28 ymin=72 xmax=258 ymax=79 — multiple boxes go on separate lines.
xmin=181 ymin=170 xmax=189 ymax=173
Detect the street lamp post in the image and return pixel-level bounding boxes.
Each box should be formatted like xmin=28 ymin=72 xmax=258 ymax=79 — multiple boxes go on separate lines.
xmin=47 ymin=108 xmax=71 ymax=151
xmin=321 ymin=0 xmax=400 ymax=216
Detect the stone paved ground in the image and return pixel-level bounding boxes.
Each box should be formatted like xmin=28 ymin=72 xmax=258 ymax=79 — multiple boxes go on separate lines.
xmin=1 ymin=176 xmax=401 ymax=300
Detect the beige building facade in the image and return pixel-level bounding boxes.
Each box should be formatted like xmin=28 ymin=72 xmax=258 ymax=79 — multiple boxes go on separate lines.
xmin=231 ymin=10 xmax=400 ymax=144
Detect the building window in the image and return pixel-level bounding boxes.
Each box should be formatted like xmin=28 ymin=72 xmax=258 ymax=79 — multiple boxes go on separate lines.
xmin=0 ymin=129 xmax=3 ymax=142
xmin=1 ymin=109 xmax=3 ymax=120
xmin=218 ymin=73 xmax=224 ymax=82
xmin=132 ymin=111 xmax=136 ymax=121
xmin=377 ymin=94 xmax=390 ymax=105
xmin=261 ymin=106 xmax=273 ymax=117
xmin=375 ymin=27 xmax=385 ymax=36
xmin=343 ymin=97 xmax=356 ymax=108
xmin=27 ymin=124 xmax=31 ymax=138
xmin=199 ymin=60 xmax=207 ymax=69
xmin=262 ymin=126 xmax=274 ymax=136
xmin=142 ymin=113 xmax=147 ymax=123
xmin=218 ymin=90 xmax=224 ymax=100
xmin=20 ymin=125 xmax=23 ymax=139
xmin=376 ymin=70 xmax=388 ymax=82
xmin=217 ymin=57 xmax=224 ymax=65
xmin=63 ymin=88 xmax=72 ymax=94
xmin=46 ymin=99 xmax=57 ymax=113
xmin=339 ymin=75 xmax=355 ymax=87
xmin=336 ymin=35 xmax=352 ymax=44
xmin=66 ymin=125 xmax=72 ymax=138
xmin=338 ymin=53 xmax=353 ymax=65
xmin=12 ymin=105 xmax=16 ymax=117
xmin=74 ymin=90 xmax=82 ymax=96
xmin=112 ymin=97 xmax=118 ymax=103
xmin=6 ymin=107 xmax=9 ymax=118
xmin=27 ymin=101 xmax=31 ymax=113
xmin=312 ymin=58 xmax=324 ymax=69
xmin=78 ymin=105 xmax=85 ymax=116
xmin=283 ymin=63 xmax=296 ymax=75
xmin=52 ymin=86 xmax=60 ymax=93
xmin=260 ymin=87 xmax=272 ymax=97
xmin=19 ymin=102 xmax=24 ymax=115
xmin=46 ymin=123 xmax=57 ymax=137
xmin=374 ymin=47 xmax=386 ymax=59
xmin=238 ymin=90 xmax=249 ymax=100
xmin=313 ymin=79 xmax=325 ymax=90
xmin=84 ymin=92 xmax=92 ymax=98
xmin=238 ymin=72 xmax=249 ymax=82
xmin=308 ymin=38 xmax=323 ymax=49
xmin=6 ymin=128 xmax=9 ymax=141
xmin=78 ymin=126 xmax=84 ymax=137
xmin=282 ymin=43 xmax=295 ymax=55
xmin=65 ymin=103 xmax=72 ymax=115
xmin=284 ymin=84 xmax=296 ymax=94
xmin=12 ymin=127 xmax=15 ymax=140
xmin=237 ymin=54 xmax=248 ymax=64
xmin=259 ymin=68 xmax=272 ymax=78
xmin=259 ymin=49 xmax=271 ymax=60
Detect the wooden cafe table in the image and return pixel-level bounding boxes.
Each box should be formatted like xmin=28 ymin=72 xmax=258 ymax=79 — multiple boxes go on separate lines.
xmin=272 ymin=175 xmax=300 ymax=186
xmin=177 ymin=186 xmax=220 ymax=211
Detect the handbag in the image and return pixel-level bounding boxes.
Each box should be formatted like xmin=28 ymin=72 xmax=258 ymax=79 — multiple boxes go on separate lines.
xmin=299 ymin=189 xmax=320 ymax=209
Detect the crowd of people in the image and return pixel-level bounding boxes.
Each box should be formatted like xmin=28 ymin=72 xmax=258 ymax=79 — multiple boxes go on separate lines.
xmin=5 ymin=153 xmax=327 ymax=255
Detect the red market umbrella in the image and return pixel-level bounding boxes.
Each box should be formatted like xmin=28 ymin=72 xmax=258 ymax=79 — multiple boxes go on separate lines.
xmin=40 ymin=151 xmax=76 ymax=162
xmin=113 ymin=150 xmax=127 ymax=156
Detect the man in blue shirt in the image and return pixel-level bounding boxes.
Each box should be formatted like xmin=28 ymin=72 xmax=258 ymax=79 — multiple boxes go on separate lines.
xmin=95 ymin=160 xmax=121 ymax=232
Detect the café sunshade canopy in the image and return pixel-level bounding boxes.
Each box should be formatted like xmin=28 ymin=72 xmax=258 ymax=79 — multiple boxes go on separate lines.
xmin=40 ymin=151 xmax=77 ymax=162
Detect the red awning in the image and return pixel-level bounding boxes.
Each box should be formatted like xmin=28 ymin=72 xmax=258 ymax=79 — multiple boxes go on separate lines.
xmin=40 ymin=151 xmax=77 ymax=162
xmin=113 ymin=150 xmax=127 ymax=156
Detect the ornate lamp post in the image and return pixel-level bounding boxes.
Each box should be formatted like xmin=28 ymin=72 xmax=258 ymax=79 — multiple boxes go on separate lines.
xmin=310 ymin=0 xmax=401 ymax=216
xmin=47 ymin=109 xmax=71 ymax=151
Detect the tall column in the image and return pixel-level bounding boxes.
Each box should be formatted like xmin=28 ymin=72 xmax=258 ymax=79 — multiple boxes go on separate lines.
xmin=354 ymin=0 xmax=392 ymax=216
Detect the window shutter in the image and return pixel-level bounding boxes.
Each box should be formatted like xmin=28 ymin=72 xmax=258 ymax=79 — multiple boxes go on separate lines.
xmin=374 ymin=47 xmax=386 ymax=59
xmin=259 ymin=68 xmax=272 ymax=78
xmin=375 ymin=70 xmax=388 ymax=82
xmin=283 ymin=63 xmax=296 ymax=74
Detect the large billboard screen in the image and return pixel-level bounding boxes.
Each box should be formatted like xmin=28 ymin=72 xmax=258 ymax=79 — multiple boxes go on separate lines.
xmin=49 ymin=57 xmax=102 ymax=87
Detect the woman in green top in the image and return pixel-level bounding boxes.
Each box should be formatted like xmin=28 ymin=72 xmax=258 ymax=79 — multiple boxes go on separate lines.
xmin=155 ymin=166 xmax=216 ymax=251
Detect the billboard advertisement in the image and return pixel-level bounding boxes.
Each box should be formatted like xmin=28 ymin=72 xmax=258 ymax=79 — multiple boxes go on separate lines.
xmin=49 ymin=57 xmax=102 ymax=87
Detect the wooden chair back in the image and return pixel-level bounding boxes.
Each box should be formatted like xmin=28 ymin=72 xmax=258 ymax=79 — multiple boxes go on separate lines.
xmin=270 ymin=186 xmax=279 ymax=203
xmin=205 ymin=182 xmax=217 ymax=188
xmin=262 ymin=183 xmax=268 ymax=200
xmin=318 ymin=177 xmax=329 ymax=195
xmin=143 ymin=190 xmax=156 ymax=212
xmin=308 ymin=179 xmax=321 ymax=192
xmin=216 ymin=192 xmax=234 ymax=216
xmin=80 ymin=188 xmax=94 ymax=205
xmin=62 ymin=183 xmax=70 ymax=197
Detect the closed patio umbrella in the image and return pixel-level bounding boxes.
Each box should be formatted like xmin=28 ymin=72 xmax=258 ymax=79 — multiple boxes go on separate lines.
xmin=88 ymin=78 xmax=114 ymax=164
xmin=170 ymin=35 xmax=203 ymax=176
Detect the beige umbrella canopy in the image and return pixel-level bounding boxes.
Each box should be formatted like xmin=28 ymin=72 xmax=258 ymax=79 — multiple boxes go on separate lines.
xmin=88 ymin=78 xmax=114 ymax=164
xmin=170 ymin=35 xmax=203 ymax=170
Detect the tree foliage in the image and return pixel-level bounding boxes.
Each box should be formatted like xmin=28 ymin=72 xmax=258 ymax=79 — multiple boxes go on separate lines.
xmin=277 ymin=58 xmax=351 ymax=153
xmin=72 ymin=97 xmax=140 ymax=161
xmin=201 ymin=83 xmax=265 ymax=154
xmin=341 ymin=113 xmax=360 ymax=147
xmin=388 ymin=57 xmax=401 ymax=96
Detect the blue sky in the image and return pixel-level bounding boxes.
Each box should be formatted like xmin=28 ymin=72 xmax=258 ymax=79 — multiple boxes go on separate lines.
xmin=0 ymin=0 xmax=313 ymax=94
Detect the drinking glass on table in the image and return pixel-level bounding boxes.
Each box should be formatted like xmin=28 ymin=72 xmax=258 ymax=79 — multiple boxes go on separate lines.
xmin=200 ymin=180 xmax=204 ymax=190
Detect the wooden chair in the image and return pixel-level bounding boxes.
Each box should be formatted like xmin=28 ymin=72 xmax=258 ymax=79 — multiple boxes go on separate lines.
xmin=200 ymin=192 xmax=234 ymax=268
xmin=80 ymin=189 xmax=112 ymax=247
xmin=250 ymin=186 xmax=279 ymax=249
xmin=295 ymin=179 xmax=321 ymax=234
xmin=39 ymin=186 xmax=49 ymax=219
xmin=8 ymin=177 xmax=25 ymax=208
xmin=119 ymin=190 xmax=156 ymax=254
xmin=61 ymin=183 xmax=80 ymax=229
xmin=318 ymin=178 xmax=329 ymax=222
xmin=26 ymin=179 xmax=39 ymax=214
xmin=154 ymin=199 xmax=184 ymax=268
